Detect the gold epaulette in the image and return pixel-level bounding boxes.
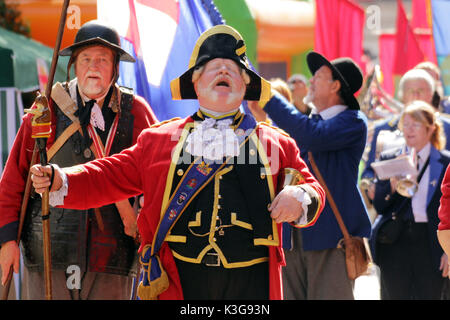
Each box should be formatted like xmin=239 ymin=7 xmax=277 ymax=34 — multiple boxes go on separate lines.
xmin=257 ymin=121 xmax=291 ymax=138
xmin=149 ymin=117 xmax=182 ymax=129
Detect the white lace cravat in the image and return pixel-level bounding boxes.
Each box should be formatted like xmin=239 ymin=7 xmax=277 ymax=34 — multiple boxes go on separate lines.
xmin=185 ymin=117 xmax=240 ymax=161
xmin=90 ymin=103 xmax=105 ymax=131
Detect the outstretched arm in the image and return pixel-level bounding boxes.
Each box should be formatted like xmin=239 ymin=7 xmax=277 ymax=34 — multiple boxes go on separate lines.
xmin=30 ymin=138 xmax=146 ymax=210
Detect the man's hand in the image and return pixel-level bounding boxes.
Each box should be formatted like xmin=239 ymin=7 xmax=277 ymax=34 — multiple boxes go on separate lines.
xmin=115 ymin=200 xmax=138 ymax=239
xmin=269 ymin=190 xmax=303 ymax=224
xmin=0 ymin=241 xmax=20 ymax=286
xmin=440 ymin=253 xmax=449 ymax=278
xmin=390 ymin=176 xmax=399 ymax=194
xmin=30 ymin=164 xmax=63 ymax=193
xmin=247 ymin=100 xmax=269 ymax=123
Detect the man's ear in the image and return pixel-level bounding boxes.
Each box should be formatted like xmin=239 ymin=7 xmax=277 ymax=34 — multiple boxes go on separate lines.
xmin=331 ymin=79 xmax=341 ymax=94
xmin=193 ymin=79 xmax=198 ymax=94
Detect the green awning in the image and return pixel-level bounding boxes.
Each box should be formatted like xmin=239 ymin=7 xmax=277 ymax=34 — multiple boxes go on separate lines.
xmin=0 ymin=26 xmax=68 ymax=91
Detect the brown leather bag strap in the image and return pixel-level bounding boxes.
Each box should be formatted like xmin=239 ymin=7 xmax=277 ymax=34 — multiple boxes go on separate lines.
xmin=308 ymin=151 xmax=351 ymax=240
xmin=47 ymin=121 xmax=81 ymax=161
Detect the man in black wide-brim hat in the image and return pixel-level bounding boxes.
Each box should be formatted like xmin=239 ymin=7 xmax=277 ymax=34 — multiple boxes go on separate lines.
xmin=0 ymin=20 xmax=158 ymax=299
xmin=253 ymin=52 xmax=372 ymax=299
xmin=29 ymin=24 xmax=326 ymax=300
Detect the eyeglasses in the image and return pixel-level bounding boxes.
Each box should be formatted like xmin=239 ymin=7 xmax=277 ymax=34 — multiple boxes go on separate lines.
xmin=402 ymin=122 xmax=424 ymax=130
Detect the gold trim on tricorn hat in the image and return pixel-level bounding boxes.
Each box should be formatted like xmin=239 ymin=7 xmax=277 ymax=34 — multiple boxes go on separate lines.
xmin=170 ymin=25 xmax=271 ymax=102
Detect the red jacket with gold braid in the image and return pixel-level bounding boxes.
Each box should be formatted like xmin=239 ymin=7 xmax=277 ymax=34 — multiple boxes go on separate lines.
xmin=58 ymin=114 xmax=325 ymax=299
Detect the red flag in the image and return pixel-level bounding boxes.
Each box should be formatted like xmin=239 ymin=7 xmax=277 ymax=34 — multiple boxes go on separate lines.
xmin=415 ymin=31 xmax=437 ymax=64
xmin=314 ymin=0 xmax=365 ymax=73
xmin=411 ymin=0 xmax=437 ymax=64
xmin=378 ymin=33 xmax=396 ymax=95
xmin=411 ymin=0 xmax=432 ymax=29
xmin=393 ymin=0 xmax=424 ymax=75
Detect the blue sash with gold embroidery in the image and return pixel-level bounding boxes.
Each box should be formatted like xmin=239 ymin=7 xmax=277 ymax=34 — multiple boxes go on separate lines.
xmin=137 ymin=114 xmax=256 ymax=300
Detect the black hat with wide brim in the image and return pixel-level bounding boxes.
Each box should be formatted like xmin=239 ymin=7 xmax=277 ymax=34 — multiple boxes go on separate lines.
xmin=306 ymin=52 xmax=363 ymax=110
xmin=59 ymin=20 xmax=135 ymax=62
xmin=170 ymin=25 xmax=271 ymax=102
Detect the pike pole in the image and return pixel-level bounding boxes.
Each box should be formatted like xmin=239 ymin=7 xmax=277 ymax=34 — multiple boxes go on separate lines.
xmin=27 ymin=0 xmax=71 ymax=300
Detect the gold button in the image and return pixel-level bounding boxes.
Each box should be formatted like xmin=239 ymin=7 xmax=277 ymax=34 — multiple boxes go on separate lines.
xmin=217 ymin=205 xmax=221 ymax=210
xmin=250 ymin=149 xmax=256 ymax=156
xmin=218 ymin=194 xmax=222 ymax=199
xmin=260 ymin=173 xmax=266 ymax=179
xmin=177 ymin=169 xmax=184 ymax=176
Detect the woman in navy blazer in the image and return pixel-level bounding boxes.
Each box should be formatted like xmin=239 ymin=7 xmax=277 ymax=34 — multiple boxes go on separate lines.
xmin=371 ymin=100 xmax=450 ymax=299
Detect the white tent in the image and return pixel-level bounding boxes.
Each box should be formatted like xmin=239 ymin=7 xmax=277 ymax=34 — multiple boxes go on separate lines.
xmin=0 ymin=87 xmax=24 ymax=174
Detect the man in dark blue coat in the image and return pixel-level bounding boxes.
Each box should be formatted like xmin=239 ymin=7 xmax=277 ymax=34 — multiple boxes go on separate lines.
xmin=251 ymin=52 xmax=372 ymax=299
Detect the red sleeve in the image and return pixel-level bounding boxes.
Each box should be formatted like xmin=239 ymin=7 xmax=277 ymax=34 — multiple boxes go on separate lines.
xmin=0 ymin=99 xmax=58 ymax=243
xmin=0 ymin=114 xmax=35 ymax=242
xmin=62 ymin=129 xmax=150 ymax=210
xmin=279 ymin=133 xmax=326 ymax=227
xmin=131 ymin=95 xmax=158 ymax=144
xmin=438 ymin=164 xmax=450 ymax=230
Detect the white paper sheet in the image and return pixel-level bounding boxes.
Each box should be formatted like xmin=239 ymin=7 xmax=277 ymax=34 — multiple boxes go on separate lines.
xmin=371 ymin=155 xmax=417 ymax=180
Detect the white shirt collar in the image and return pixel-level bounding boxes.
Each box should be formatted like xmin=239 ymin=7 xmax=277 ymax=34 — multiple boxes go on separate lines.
xmin=310 ymin=104 xmax=348 ymax=120
xmin=417 ymin=142 xmax=431 ymax=163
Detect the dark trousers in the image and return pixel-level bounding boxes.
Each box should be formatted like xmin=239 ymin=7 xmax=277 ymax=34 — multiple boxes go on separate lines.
xmin=377 ymin=222 xmax=444 ymax=300
xmin=174 ymin=258 xmax=269 ymax=300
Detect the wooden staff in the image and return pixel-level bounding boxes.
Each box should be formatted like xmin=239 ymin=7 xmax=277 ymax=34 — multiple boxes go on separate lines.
xmin=32 ymin=95 xmax=53 ymax=300
xmin=26 ymin=0 xmax=71 ymax=300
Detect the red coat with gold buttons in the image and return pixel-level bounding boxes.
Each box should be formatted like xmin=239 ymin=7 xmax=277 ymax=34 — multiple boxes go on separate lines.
xmin=60 ymin=114 xmax=325 ymax=299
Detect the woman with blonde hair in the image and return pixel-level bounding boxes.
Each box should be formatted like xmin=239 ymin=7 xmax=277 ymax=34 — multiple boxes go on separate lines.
xmin=371 ymin=100 xmax=450 ymax=299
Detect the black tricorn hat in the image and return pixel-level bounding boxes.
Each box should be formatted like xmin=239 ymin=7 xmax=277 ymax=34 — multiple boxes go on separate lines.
xmin=306 ymin=52 xmax=363 ymax=110
xmin=170 ymin=25 xmax=271 ymax=101
xmin=59 ymin=20 xmax=135 ymax=62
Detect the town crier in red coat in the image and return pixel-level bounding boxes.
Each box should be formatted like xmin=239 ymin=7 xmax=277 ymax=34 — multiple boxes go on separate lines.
xmin=30 ymin=25 xmax=325 ymax=300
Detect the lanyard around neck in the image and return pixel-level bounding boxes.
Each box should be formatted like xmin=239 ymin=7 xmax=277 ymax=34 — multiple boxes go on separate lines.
xmin=87 ymin=113 xmax=119 ymax=158
xmin=416 ymin=156 xmax=430 ymax=184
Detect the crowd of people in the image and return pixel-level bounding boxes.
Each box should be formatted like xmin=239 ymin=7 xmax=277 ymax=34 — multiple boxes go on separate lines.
xmin=255 ymin=54 xmax=450 ymax=300
xmin=0 ymin=20 xmax=450 ymax=300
